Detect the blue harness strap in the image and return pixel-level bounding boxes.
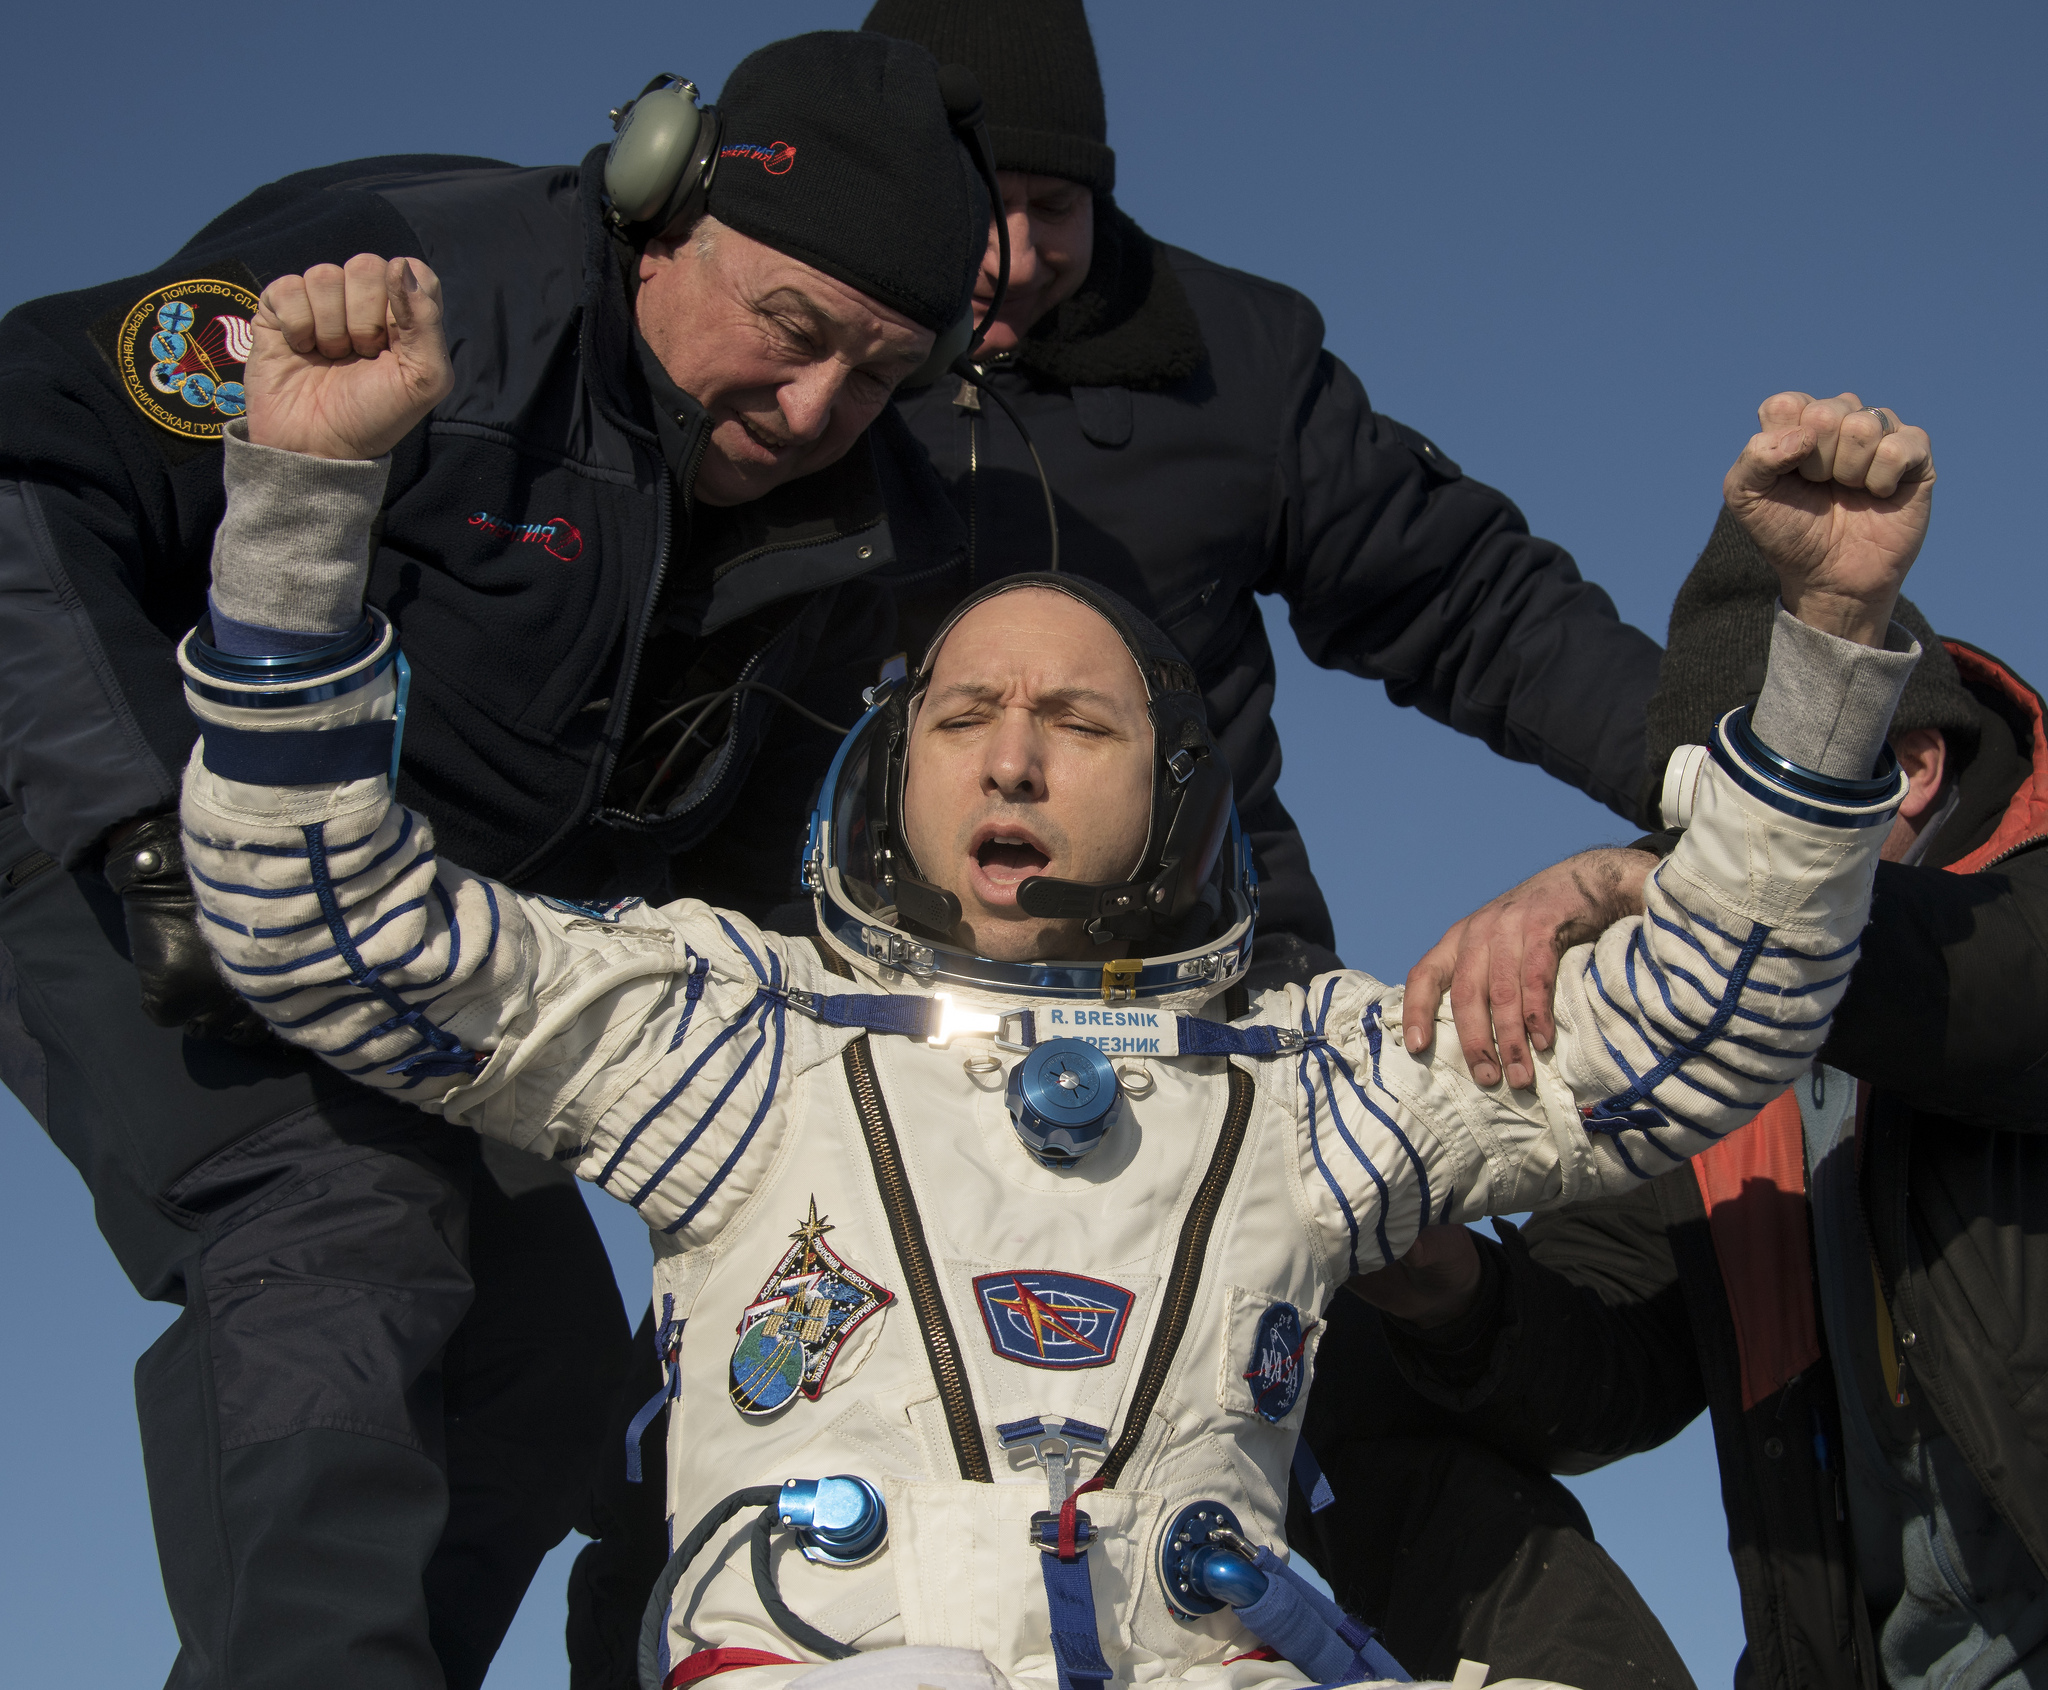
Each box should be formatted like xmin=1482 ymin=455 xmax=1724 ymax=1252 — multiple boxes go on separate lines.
xmin=1291 ymin=1438 xmax=1337 ymax=1514
xmin=785 ymin=988 xmax=1312 ymax=1060
xmin=788 ymin=992 xmax=938 ymax=1040
xmin=1035 ymin=1480 xmax=1113 ymax=1690
xmin=624 ymin=1293 xmax=685 ymax=1485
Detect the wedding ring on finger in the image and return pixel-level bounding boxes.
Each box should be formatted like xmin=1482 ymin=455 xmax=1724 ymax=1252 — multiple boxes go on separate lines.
xmin=1858 ymin=406 xmax=1896 ymax=437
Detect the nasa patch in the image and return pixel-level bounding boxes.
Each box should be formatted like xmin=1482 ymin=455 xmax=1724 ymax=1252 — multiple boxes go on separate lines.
xmin=1243 ymin=1302 xmax=1308 ymax=1422
xmin=114 ymin=278 xmax=260 ymax=439
xmin=973 ymin=1270 xmax=1135 ymax=1371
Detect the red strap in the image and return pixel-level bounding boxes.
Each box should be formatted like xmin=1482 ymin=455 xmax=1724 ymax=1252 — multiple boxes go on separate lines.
xmin=1058 ymin=1473 xmax=1108 ymax=1559
xmin=664 ymin=1647 xmax=799 ymax=1688
xmin=1223 ymin=1648 xmax=1283 ymax=1664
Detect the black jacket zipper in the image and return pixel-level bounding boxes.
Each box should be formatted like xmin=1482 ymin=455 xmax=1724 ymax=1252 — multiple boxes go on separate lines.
xmin=595 ymin=424 xmax=710 ymax=819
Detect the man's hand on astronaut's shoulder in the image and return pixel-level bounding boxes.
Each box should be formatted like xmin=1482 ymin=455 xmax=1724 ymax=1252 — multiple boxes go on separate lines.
xmin=1725 ymin=391 xmax=1934 ymax=648
xmin=1401 ymin=847 xmax=1656 ymax=1090
xmin=247 ymin=254 xmax=453 ymax=461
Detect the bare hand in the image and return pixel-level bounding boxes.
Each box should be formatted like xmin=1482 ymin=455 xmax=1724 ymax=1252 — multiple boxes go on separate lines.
xmin=1724 ymin=391 xmax=1934 ymax=646
xmin=246 ymin=255 xmax=453 ymax=460
xmin=1402 ymin=848 xmax=1656 ymax=1088
xmin=1346 ymin=1224 xmax=1484 ymax=1329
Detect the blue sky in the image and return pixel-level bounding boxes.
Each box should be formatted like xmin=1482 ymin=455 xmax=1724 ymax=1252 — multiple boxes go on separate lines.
xmin=4 ymin=2 xmax=2044 ymax=1685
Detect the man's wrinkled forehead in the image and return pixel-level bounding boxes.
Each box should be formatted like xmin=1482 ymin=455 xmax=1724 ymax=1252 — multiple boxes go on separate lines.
xmin=919 ymin=586 xmax=1148 ymax=705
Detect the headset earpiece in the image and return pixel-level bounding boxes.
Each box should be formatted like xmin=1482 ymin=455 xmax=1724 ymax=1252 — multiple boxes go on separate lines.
xmin=605 ymin=75 xmax=722 ymax=234
xmin=933 ymin=64 xmax=1008 ymax=361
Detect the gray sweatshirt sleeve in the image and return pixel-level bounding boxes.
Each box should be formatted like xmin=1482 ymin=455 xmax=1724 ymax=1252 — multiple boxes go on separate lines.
xmin=1751 ymin=606 xmax=1918 ymax=778
xmin=207 ymin=423 xmax=389 ymax=637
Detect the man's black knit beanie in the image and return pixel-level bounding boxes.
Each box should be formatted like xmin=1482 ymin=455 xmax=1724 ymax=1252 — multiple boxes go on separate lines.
xmin=861 ymin=0 xmax=1116 ymax=194
xmin=706 ymin=31 xmax=983 ymax=332
xmin=1645 ymin=507 xmax=1980 ymax=803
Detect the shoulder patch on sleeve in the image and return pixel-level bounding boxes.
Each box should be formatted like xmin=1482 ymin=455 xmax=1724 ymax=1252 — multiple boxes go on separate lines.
xmin=87 ymin=260 xmax=263 ymax=462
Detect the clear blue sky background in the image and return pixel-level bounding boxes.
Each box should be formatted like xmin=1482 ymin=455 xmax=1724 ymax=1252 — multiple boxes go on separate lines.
xmin=3 ymin=3 xmax=2044 ymax=1685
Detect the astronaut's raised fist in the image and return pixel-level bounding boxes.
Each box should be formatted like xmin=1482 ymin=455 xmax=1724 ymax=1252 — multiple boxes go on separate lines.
xmin=1724 ymin=390 xmax=1935 ymax=648
xmin=246 ymin=254 xmax=452 ymax=461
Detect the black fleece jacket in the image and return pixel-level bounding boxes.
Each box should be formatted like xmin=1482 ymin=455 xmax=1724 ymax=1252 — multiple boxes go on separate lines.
xmin=890 ymin=197 xmax=1666 ymax=964
xmin=0 ymin=150 xmax=963 ymax=904
xmin=1365 ymin=643 xmax=2048 ymax=1690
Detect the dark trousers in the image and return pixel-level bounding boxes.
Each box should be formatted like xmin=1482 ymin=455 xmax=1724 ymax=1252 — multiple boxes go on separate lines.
xmin=1294 ymin=1291 xmax=1697 ymax=1690
xmin=0 ymin=807 xmax=633 ymax=1690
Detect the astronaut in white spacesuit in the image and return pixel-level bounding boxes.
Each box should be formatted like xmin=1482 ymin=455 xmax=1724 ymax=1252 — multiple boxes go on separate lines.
xmin=176 ymin=256 xmax=1934 ymax=1690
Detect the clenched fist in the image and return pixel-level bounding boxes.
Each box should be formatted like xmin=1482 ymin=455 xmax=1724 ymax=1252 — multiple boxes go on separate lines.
xmin=1725 ymin=391 xmax=1934 ymax=647
xmin=246 ymin=254 xmax=453 ymax=461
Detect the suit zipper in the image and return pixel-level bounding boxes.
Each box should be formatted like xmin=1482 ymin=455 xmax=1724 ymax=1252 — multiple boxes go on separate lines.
xmin=1098 ymin=1065 xmax=1256 ymax=1487
xmin=842 ymin=1035 xmax=992 ymax=1482
xmin=841 ymin=1034 xmax=1253 ymax=1491
xmin=596 ymin=425 xmax=710 ymax=816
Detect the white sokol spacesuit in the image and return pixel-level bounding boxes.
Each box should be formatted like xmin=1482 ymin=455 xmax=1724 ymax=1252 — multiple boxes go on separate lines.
xmin=178 ymin=493 xmax=1912 ymax=1690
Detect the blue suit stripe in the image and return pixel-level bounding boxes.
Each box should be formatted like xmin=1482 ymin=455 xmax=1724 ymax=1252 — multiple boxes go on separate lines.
xmin=598 ymin=999 xmax=764 ymax=1188
xmin=667 ymin=996 xmax=789 ymax=1234
xmin=1296 ymin=1000 xmax=1361 ymax=1274
xmin=1312 ymin=1045 xmax=1394 ymax=1267
xmin=631 ymin=997 xmax=778 ymax=1213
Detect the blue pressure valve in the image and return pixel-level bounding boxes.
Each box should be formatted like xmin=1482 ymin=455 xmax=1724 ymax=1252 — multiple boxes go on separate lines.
xmin=778 ymin=1475 xmax=888 ymax=1567
xmin=1007 ymin=1037 xmax=1121 ymax=1168
xmin=1159 ymin=1500 xmax=1266 ymax=1616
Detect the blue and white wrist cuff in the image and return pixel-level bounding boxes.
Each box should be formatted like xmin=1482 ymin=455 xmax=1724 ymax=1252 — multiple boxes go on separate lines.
xmin=178 ymin=609 xmax=409 ymax=787
xmin=1695 ymin=705 xmax=1907 ymax=829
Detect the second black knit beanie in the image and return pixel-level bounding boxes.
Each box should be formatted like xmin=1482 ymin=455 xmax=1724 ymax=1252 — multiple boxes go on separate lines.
xmin=705 ymin=31 xmax=983 ymax=332
xmin=862 ymin=0 xmax=1116 ymax=194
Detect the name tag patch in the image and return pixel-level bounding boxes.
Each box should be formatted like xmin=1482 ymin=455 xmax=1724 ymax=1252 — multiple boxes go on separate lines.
xmin=973 ymin=1270 xmax=1135 ymax=1370
xmin=729 ymin=1197 xmax=892 ymax=1417
xmin=1037 ymin=1004 xmax=1171 ymax=1056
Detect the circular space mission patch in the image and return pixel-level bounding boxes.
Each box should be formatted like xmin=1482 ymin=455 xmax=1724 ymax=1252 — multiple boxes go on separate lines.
xmin=116 ymin=278 xmax=259 ymax=439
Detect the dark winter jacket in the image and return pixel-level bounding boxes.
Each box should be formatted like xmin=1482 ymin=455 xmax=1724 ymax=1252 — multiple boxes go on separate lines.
xmin=0 ymin=149 xmax=963 ymax=902
xmin=890 ymin=198 xmax=1665 ymax=958
xmin=1373 ymin=642 xmax=2048 ymax=1690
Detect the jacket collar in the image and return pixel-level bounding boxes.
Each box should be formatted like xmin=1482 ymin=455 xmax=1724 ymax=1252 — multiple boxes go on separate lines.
xmin=574 ymin=146 xmax=662 ymax=448
xmin=1008 ymin=196 xmax=1207 ymax=393
xmin=1936 ymin=640 xmax=2048 ymax=875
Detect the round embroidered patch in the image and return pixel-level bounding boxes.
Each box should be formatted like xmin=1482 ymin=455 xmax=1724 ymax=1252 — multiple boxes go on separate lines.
xmin=116 ymin=278 xmax=260 ymax=439
xmin=1244 ymin=1302 xmax=1308 ymax=1422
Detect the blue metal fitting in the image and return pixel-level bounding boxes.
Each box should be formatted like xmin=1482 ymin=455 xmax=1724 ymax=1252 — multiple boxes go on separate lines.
xmin=778 ymin=1474 xmax=888 ymax=1567
xmin=1187 ymin=1542 xmax=1267 ymax=1608
xmin=1159 ymin=1499 xmax=1267 ymax=1617
xmin=1007 ymin=1038 xmax=1121 ymax=1168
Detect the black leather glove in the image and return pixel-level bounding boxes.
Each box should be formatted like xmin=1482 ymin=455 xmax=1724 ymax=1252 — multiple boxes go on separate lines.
xmin=102 ymin=813 xmax=272 ymax=1044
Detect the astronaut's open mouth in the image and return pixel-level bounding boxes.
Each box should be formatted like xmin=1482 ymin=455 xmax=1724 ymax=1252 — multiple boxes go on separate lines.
xmin=975 ymin=837 xmax=1050 ymax=874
